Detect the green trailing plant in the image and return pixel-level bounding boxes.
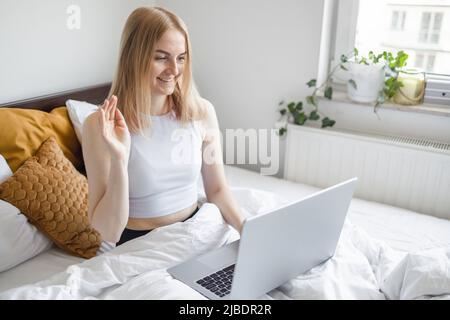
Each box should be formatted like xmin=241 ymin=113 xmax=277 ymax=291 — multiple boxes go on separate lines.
xmin=276 ymin=69 xmax=340 ymax=136
xmin=276 ymin=48 xmax=409 ymax=137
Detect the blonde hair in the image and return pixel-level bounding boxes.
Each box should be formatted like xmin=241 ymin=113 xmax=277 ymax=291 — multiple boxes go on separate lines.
xmin=109 ymin=6 xmax=203 ymax=135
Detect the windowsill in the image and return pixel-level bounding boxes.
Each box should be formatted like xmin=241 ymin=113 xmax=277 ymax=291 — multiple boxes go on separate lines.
xmin=317 ymin=89 xmax=450 ymax=118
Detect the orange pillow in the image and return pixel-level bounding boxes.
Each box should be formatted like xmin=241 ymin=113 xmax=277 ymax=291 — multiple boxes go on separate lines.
xmin=0 ymin=107 xmax=82 ymax=172
xmin=0 ymin=137 xmax=100 ymax=258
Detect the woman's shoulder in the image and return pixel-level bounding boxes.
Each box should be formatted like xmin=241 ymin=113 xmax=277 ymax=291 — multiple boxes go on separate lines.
xmin=198 ymin=97 xmax=214 ymax=111
xmin=190 ymin=98 xmax=219 ymax=142
xmin=193 ymin=97 xmax=216 ymax=123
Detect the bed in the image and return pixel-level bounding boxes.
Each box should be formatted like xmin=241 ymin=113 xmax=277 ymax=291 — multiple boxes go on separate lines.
xmin=0 ymin=85 xmax=449 ymax=300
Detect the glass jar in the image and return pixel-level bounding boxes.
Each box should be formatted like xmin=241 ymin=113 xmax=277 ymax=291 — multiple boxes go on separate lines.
xmin=393 ymin=68 xmax=425 ymax=106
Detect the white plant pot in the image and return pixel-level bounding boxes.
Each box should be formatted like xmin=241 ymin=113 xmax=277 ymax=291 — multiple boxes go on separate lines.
xmin=347 ymin=62 xmax=384 ymax=103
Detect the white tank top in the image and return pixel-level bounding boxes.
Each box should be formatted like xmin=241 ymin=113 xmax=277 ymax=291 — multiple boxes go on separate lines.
xmin=128 ymin=111 xmax=204 ymax=218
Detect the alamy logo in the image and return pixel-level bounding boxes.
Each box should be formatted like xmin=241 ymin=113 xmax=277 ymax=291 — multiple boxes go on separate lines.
xmin=66 ymin=5 xmax=81 ymax=30
xmin=170 ymin=128 xmax=280 ymax=176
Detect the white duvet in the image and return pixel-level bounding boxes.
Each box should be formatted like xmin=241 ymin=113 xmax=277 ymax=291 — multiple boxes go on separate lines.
xmin=1 ymin=188 xmax=449 ymax=300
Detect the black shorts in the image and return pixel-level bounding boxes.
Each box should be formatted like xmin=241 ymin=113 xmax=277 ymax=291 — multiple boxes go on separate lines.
xmin=116 ymin=206 xmax=199 ymax=246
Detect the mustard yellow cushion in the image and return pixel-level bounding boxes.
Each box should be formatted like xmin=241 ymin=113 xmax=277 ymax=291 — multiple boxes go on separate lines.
xmin=0 ymin=107 xmax=82 ymax=172
xmin=0 ymin=137 xmax=100 ymax=258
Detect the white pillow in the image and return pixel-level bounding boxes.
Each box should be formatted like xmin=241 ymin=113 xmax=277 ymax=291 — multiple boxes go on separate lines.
xmin=0 ymin=155 xmax=52 ymax=272
xmin=65 ymin=99 xmax=99 ymax=144
xmin=0 ymin=155 xmax=12 ymax=183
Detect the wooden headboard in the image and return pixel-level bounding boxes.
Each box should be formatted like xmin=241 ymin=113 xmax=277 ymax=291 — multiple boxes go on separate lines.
xmin=0 ymin=83 xmax=111 ymax=112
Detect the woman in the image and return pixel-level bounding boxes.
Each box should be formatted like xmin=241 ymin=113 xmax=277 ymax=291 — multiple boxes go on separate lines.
xmin=82 ymin=6 xmax=245 ymax=245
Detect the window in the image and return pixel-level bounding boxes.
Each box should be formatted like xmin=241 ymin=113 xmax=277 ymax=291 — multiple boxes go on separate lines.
xmin=415 ymin=53 xmax=436 ymax=72
xmin=391 ymin=11 xmax=399 ymax=29
xmin=391 ymin=10 xmax=406 ymax=30
xmin=420 ymin=12 xmax=443 ymax=43
xmin=419 ymin=12 xmax=431 ymax=43
xmin=431 ymin=12 xmax=443 ymax=43
xmin=401 ymin=11 xmax=406 ymax=30
xmin=331 ymin=0 xmax=450 ymax=75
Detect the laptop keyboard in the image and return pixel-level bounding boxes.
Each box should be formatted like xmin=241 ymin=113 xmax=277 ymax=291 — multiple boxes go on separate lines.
xmin=196 ymin=264 xmax=235 ymax=297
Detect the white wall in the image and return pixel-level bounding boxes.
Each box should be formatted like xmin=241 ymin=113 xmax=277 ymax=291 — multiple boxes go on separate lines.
xmin=0 ymin=0 xmax=152 ymax=104
xmin=157 ymin=0 xmax=325 ymax=177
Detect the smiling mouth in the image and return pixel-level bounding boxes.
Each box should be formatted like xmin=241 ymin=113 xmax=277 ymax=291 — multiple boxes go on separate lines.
xmin=157 ymin=77 xmax=174 ymax=83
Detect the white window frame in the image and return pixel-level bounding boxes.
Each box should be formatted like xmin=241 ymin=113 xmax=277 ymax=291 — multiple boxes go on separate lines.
xmin=317 ymin=0 xmax=449 ymax=86
xmin=317 ymin=0 xmax=359 ymax=85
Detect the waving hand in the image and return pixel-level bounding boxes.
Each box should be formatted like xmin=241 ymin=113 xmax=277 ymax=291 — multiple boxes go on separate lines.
xmin=98 ymin=95 xmax=131 ymax=163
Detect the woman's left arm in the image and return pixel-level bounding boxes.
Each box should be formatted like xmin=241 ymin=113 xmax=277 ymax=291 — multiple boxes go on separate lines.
xmin=200 ymin=99 xmax=246 ymax=234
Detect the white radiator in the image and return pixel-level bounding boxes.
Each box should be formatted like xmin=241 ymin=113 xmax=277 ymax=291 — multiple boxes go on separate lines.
xmin=284 ymin=124 xmax=450 ymax=220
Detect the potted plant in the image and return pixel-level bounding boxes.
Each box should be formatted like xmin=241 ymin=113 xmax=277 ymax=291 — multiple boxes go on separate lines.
xmin=345 ymin=49 xmax=385 ymax=103
xmin=343 ymin=48 xmax=409 ymax=110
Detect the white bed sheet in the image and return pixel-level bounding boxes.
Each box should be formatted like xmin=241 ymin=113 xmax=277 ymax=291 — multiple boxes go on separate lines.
xmin=0 ymin=165 xmax=449 ymax=296
xmin=0 ymin=246 xmax=83 ymax=292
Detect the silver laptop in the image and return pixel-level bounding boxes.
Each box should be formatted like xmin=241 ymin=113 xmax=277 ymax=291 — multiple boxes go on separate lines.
xmin=168 ymin=178 xmax=357 ymax=300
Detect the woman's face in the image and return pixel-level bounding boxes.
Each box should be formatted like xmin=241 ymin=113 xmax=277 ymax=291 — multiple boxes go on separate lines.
xmin=150 ymin=29 xmax=187 ymax=96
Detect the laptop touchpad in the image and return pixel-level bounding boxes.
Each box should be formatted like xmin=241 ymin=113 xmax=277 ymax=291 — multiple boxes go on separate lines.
xmin=197 ymin=240 xmax=240 ymax=268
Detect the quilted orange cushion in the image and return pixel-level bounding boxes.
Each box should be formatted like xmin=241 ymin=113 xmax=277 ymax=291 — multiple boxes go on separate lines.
xmin=0 ymin=107 xmax=82 ymax=172
xmin=0 ymin=137 xmax=100 ymax=258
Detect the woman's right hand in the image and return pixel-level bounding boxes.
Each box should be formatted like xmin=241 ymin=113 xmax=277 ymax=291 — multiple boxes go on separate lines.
xmin=98 ymin=95 xmax=131 ymax=164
